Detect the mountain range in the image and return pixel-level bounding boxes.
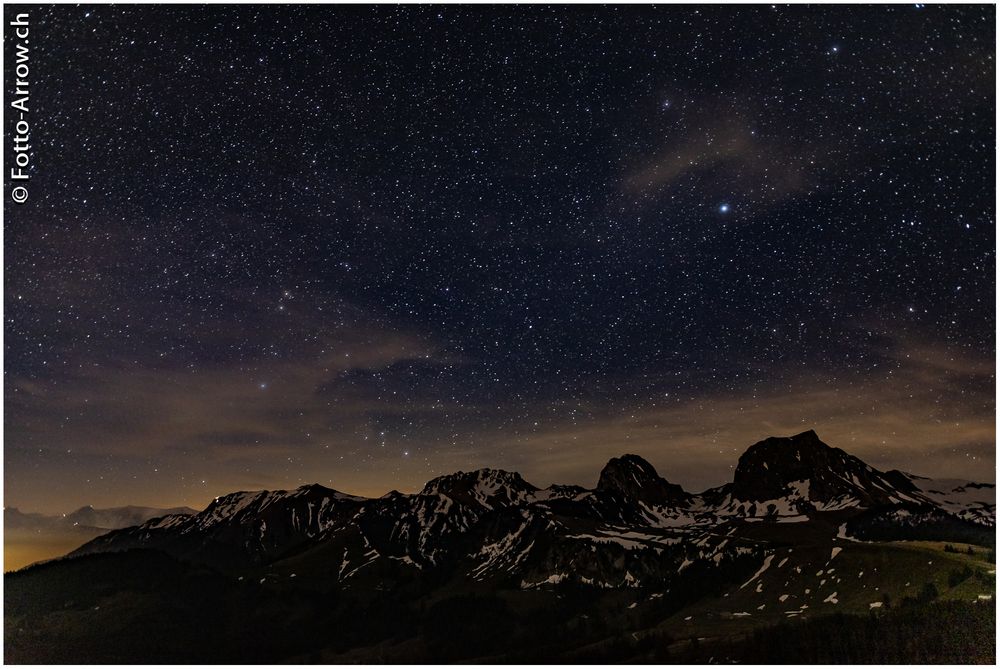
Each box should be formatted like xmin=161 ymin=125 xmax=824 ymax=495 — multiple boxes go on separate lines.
xmin=68 ymin=430 xmax=995 ymax=580
xmin=3 ymin=504 xmax=198 ymax=573
xmin=6 ymin=430 xmax=995 ymax=663
xmin=6 ymin=504 xmax=198 ymax=535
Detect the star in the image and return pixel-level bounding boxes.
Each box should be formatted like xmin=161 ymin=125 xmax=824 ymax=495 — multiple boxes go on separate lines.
xmin=2 ymin=3 xmax=991 ymax=536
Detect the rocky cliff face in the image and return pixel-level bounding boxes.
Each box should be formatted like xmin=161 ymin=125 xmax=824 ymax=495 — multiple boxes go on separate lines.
xmin=730 ymin=429 xmax=923 ymax=508
xmin=596 ymin=454 xmax=690 ymax=506
xmin=420 ymin=468 xmax=539 ymax=510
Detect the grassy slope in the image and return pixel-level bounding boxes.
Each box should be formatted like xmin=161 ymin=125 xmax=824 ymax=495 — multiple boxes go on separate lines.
xmin=5 ymin=538 xmax=995 ymax=663
xmin=284 ymin=538 xmax=997 ymax=663
xmin=647 ymin=538 xmax=995 ymax=646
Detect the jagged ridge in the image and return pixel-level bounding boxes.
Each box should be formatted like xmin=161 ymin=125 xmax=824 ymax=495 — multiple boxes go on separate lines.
xmin=69 ymin=431 xmax=994 ymax=590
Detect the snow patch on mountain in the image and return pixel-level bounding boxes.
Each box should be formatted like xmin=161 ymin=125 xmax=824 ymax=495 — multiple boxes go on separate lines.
xmin=740 ymin=554 xmax=775 ymax=589
xmin=904 ymin=474 xmax=996 ymax=526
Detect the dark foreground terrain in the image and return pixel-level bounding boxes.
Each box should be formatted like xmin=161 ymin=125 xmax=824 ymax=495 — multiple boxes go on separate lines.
xmin=5 ymin=548 xmax=995 ymax=663
xmin=5 ymin=431 xmax=996 ymax=663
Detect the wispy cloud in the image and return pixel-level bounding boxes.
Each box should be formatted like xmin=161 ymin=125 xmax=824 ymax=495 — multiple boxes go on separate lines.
xmin=483 ymin=335 xmax=995 ymax=492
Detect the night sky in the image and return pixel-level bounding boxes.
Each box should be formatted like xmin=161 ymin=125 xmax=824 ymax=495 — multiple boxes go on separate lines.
xmin=5 ymin=4 xmax=995 ymax=514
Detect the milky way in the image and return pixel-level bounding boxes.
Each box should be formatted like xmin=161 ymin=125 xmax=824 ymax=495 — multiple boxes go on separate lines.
xmin=5 ymin=5 xmax=994 ymax=513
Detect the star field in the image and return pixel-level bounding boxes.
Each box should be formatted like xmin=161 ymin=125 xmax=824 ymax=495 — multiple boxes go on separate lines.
xmin=5 ymin=4 xmax=995 ymax=513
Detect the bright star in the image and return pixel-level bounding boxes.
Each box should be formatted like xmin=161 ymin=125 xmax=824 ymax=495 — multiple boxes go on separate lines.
xmin=719 ymin=204 xmax=730 ymax=213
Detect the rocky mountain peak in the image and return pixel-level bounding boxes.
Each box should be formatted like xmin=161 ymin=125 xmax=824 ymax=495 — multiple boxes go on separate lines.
xmin=420 ymin=468 xmax=538 ymax=509
xmin=289 ymin=483 xmax=365 ymax=501
xmin=596 ymin=454 xmax=689 ymax=506
xmin=731 ymin=430 xmax=848 ymax=499
xmin=731 ymin=430 xmax=920 ymax=505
